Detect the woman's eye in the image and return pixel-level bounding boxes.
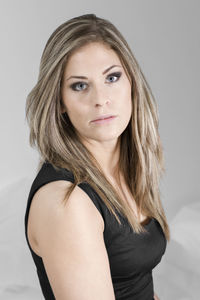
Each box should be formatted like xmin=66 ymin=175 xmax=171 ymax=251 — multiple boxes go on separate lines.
xmin=106 ymin=72 xmax=122 ymax=83
xmin=70 ymin=72 xmax=122 ymax=92
xmin=70 ymin=82 xmax=87 ymax=91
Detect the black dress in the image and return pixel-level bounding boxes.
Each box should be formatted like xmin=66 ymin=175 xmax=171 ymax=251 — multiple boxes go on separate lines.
xmin=24 ymin=161 xmax=167 ymax=300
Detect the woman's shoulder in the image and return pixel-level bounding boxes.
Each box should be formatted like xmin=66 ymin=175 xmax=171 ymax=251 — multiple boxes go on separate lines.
xmin=28 ymin=160 xmax=105 ymax=225
xmin=26 ymin=160 xmax=106 ymax=243
xmin=27 ymin=175 xmax=105 ymax=257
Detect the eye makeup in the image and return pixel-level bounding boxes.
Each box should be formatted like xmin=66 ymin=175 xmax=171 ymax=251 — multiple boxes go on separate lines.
xmin=70 ymin=71 xmax=122 ymax=92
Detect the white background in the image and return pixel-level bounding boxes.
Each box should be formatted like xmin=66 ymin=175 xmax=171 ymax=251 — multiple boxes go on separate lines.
xmin=0 ymin=0 xmax=199 ymax=299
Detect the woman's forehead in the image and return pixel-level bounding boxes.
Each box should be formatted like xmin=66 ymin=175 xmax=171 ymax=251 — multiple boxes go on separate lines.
xmin=64 ymin=43 xmax=121 ymax=74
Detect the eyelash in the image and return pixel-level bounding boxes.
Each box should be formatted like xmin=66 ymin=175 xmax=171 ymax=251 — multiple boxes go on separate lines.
xmin=70 ymin=72 xmax=122 ymax=92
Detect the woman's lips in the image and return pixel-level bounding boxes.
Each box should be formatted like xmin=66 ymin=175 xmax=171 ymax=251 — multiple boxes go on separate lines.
xmin=91 ymin=116 xmax=117 ymax=124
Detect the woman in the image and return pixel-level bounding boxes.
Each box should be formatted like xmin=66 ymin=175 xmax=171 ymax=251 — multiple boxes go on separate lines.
xmin=24 ymin=13 xmax=170 ymax=300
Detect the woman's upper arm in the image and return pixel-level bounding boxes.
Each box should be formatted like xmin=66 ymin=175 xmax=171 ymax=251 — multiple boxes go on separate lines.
xmin=33 ymin=180 xmax=115 ymax=300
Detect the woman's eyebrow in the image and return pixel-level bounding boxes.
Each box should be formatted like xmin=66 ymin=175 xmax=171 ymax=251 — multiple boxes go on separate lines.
xmin=66 ymin=64 xmax=122 ymax=81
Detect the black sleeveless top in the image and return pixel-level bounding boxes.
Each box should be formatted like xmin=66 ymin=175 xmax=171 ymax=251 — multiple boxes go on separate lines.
xmin=24 ymin=161 xmax=167 ymax=300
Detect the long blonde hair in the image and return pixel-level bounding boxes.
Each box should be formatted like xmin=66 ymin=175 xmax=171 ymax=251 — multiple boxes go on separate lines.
xmin=25 ymin=13 xmax=170 ymax=241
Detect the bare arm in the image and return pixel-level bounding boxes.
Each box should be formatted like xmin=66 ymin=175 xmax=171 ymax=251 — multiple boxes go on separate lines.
xmin=32 ymin=180 xmax=115 ymax=300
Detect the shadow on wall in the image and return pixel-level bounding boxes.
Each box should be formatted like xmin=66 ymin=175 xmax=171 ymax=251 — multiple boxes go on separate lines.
xmin=0 ymin=177 xmax=199 ymax=300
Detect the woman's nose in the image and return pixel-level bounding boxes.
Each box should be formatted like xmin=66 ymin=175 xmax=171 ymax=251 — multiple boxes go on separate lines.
xmin=92 ymin=86 xmax=110 ymax=106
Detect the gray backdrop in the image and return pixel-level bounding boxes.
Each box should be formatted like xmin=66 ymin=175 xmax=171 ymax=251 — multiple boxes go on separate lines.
xmin=0 ymin=0 xmax=199 ymax=299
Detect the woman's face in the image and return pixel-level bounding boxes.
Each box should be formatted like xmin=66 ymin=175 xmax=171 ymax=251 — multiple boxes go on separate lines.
xmin=61 ymin=42 xmax=132 ymax=145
